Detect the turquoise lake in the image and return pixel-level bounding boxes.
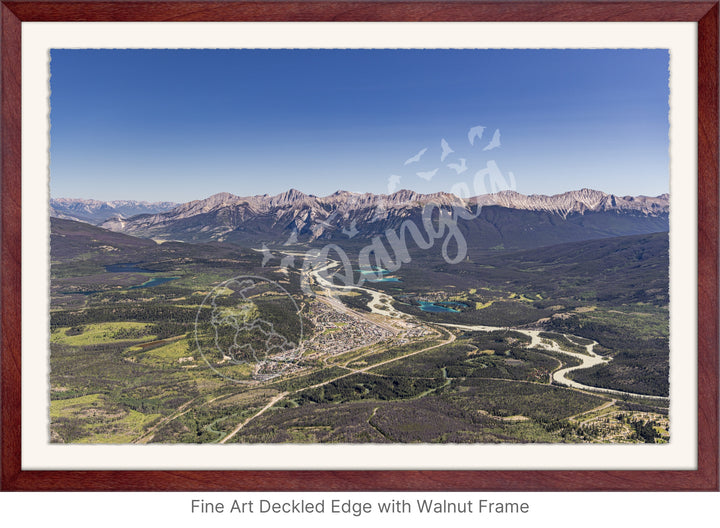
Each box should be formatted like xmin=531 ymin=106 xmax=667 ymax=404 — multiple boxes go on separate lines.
xmin=418 ymin=301 xmax=468 ymax=313
xmin=358 ymin=268 xmax=401 ymax=282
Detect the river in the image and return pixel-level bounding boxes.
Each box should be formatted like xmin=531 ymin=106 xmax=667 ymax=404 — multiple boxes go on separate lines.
xmin=295 ymin=254 xmax=667 ymax=402
xmin=442 ymin=324 xmax=668 ymax=401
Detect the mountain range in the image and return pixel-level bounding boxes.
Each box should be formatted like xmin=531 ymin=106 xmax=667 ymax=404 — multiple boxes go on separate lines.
xmin=99 ymin=188 xmax=669 ymax=249
xmin=51 ymin=189 xmax=669 ymax=250
xmin=50 ymin=198 xmax=178 ymax=224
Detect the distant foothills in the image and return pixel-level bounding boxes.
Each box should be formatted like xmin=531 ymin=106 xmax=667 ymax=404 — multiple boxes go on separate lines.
xmin=50 ymin=188 xmax=669 ymax=251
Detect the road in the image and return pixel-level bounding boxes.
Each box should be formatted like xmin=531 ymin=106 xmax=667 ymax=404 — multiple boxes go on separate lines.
xmin=306 ymin=328 xmax=455 ymax=391
xmin=212 ymin=252 xmax=667 ymax=442
xmin=131 ymin=396 xmax=201 ymax=444
xmin=219 ymin=391 xmax=289 ymax=444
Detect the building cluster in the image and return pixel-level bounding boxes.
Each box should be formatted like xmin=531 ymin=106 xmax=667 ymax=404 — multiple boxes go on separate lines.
xmin=305 ymin=301 xmax=393 ymax=358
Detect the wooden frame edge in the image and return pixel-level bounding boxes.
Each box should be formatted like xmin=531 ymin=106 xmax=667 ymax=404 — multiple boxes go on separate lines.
xmin=1 ymin=0 xmax=717 ymax=491
xmin=1 ymin=1 xmax=22 ymax=491
xmin=1 ymin=1 xmax=718 ymax=22
xmin=696 ymin=1 xmax=720 ymax=493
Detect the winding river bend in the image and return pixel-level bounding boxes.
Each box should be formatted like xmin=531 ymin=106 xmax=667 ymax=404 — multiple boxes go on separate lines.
xmin=441 ymin=324 xmax=667 ymax=401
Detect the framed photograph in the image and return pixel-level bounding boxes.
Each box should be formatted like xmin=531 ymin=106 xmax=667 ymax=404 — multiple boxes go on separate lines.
xmin=1 ymin=1 xmax=717 ymax=491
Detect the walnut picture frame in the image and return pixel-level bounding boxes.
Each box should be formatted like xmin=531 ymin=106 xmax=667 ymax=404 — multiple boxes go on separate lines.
xmin=1 ymin=1 xmax=717 ymax=491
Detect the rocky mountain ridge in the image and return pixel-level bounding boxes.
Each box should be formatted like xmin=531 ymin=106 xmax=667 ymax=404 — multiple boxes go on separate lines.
xmin=123 ymin=187 xmax=667 ymax=222
xmin=475 ymin=188 xmax=669 ymax=218
xmin=89 ymin=188 xmax=669 ymax=248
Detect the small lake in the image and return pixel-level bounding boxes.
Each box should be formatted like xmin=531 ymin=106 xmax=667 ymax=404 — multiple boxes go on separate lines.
xmin=59 ymin=263 xmax=176 ymax=295
xmin=359 ymin=267 xmax=389 ymax=274
xmin=128 ymin=277 xmax=179 ymax=289
xmin=358 ymin=268 xmax=401 ymax=282
xmin=419 ymin=301 xmax=468 ymax=313
xmin=106 ymin=262 xmax=177 ymax=289
xmin=419 ymin=301 xmax=459 ymax=313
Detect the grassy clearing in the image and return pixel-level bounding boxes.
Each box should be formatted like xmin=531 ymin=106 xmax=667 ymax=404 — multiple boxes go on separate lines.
xmin=131 ymin=339 xmax=195 ymax=367
xmin=516 ymin=294 xmax=535 ymax=302
xmin=50 ymin=393 xmax=104 ymax=417
xmin=467 ymin=349 xmax=495 ymax=356
xmin=475 ymin=300 xmax=494 ymax=310
xmin=574 ymin=306 xmax=596 ymax=313
xmin=211 ymin=362 xmax=255 ymax=380
xmin=50 ymin=322 xmax=156 ymax=346
xmin=321 ymin=327 xmax=342 ymax=335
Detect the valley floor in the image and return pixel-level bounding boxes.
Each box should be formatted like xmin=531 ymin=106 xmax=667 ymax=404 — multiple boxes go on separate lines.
xmin=49 ymin=223 xmax=670 ymax=445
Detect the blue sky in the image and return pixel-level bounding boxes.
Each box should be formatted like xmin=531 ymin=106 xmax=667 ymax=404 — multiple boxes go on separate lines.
xmin=50 ymin=49 xmax=669 ymax=203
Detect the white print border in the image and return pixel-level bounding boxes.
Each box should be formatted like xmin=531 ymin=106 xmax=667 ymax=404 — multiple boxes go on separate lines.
xmin=21 ymin=21 xmax=697 ymax=470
